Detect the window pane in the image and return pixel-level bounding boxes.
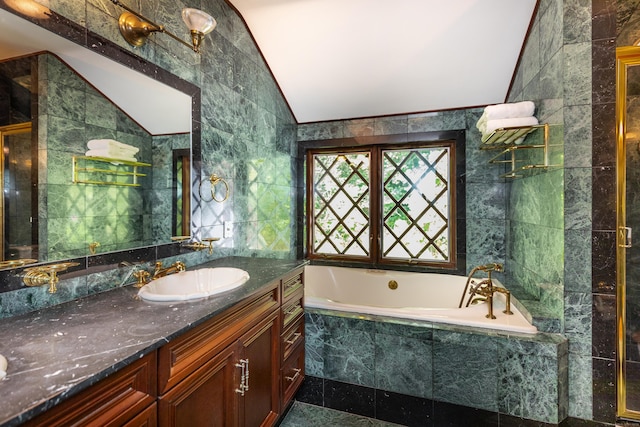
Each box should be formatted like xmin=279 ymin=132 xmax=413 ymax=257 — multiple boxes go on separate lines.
xmin=312 ymin=152 xmax=370 ymax=256
xmin=382 ymin=147 xmax=450 ymax=261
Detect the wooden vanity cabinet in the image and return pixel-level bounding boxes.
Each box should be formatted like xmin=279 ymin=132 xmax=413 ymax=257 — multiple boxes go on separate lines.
xmin=157 ymin=281 xmax=280 ymax=427
xmin=19 ymin=266 xmax=305 ymax=427
xmin=23 ymin=352 xmax=157 ymax=427
xmin=279 ymin=268 xmax=305 ymax=410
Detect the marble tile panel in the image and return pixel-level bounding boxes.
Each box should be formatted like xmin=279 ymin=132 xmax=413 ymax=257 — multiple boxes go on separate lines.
xmin=591 ymin=166 xmax=616 ymax=231
xmin=540 ymin=50 xmax=564 ymax=101
xmin=564 ymin=292 xmax=593 ymax=356
xmin=564 ymin=42 xmax=592 ymax=107
xmin=406 ymin=112 xmax=444 ymax=133
xmin=466 ymin=218 xmax=506 ymax=269
xmin=466 ymin=182 xmax=506 ymax=221
xmin=294 ymin=375 xmax=324 ymax=406
xmin=540 ymin=0 xmax=564 ymax=65
xmin=592 ymin=0 xmax=616 ymax=41
xmin=591 ymin=39 xmax=616 ymax=106
xmin=323 ymin=315 xmax=375 ymax=387
xmin=564 ymin=168 xmax=592 ymax=230
xmin=568 ymin=353 xmax=593 ymax=419
xmin=85 ymin=92 xmax=118 ymax=129
xmin=564 ymin=0 xmax=592 ymax=44
xmin=591 ymin=230 xmax=616 ymax=294
xmin=344 ymin=119 xmax=375 ymax=137
xmin=563 ymin=105 xmax=592 ymax=168
xmin=374 ymin=332 xmax=432 ymax=398
xmin=592 ymin=293 xmax=617 ymax=359
xmin=324 ymin=379 xmax=376 ymax=419
xmin=432 ymin=333 xmax=498 ymax=412
xmin=45 ymin=116 xmax=87 ymax=153
xmin=498 ymin=352 xmax=562 ymax=422
xmin=375 ymin=389 xmax=432 ymax=427
xmin=201 ymin=31 xmax=235 ymax=90
xmin=297 ymin=122 xmax=345 ymax=141
xmin=591 ymin=357 xmax=616 ymax=423
xmin=564 ymin=228 xmax=592 ymax=293
xmin=374 ymin=116 xmax=408 ymax=136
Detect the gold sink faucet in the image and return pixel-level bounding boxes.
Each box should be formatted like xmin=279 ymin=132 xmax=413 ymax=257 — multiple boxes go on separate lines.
xmin=152 ymin=261 xmax=186 ymax=279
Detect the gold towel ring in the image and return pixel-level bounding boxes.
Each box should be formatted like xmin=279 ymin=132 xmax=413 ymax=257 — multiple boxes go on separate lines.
xmin=198 ymin=173 xmax=229 ymax=203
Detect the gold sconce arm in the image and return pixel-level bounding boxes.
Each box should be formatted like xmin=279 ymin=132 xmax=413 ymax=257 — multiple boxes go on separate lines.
xmin=23 ymin=262 xmax=80 ymax=294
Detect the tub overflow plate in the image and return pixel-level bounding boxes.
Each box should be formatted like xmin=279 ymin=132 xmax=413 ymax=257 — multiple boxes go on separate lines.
xmin=388 ymin=280 xmax=398 ymax=290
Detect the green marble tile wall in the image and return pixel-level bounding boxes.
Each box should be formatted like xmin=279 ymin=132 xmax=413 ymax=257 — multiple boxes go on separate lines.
xmin=298 ymin=0 xmax=595 ymax=421
xmin=305 ymin=310 xmax=569 ymax=424
xmin=0 ymin=0 xmax=297 ymax=317
xmin=38 ymin=0 xmax=297 ymax=259
xmin=37 ymin=53 xmax=154 ymax=260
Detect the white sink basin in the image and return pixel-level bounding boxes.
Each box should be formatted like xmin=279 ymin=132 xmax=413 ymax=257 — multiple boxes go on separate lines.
xmin=138 ymin=267 xmax=250 ymax=302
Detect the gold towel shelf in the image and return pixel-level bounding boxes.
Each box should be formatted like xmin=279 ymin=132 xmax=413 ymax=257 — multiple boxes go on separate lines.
xmin=72 ymin=156 xmax=151 ymax=187
xmin=480 ymin=123 xmax=559 ymax=178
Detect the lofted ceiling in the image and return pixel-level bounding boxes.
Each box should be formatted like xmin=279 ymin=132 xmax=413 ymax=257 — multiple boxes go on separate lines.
xmin=228 ymin=0 xmax=538 ymax=123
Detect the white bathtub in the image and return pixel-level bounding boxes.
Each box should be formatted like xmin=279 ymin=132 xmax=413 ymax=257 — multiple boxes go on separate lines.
xmin=303 ymin=265 xmax=537 ymax=334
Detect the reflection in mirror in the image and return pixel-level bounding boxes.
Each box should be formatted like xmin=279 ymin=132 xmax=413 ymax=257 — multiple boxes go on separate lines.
xmin=0 ymin=52 xmax=191 ymax=263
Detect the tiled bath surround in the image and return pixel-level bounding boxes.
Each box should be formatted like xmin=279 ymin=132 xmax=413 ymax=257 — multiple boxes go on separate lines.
xmin=297 ymin=0 xmax=599 ymax=422
xmin=302 ymin=310 xmax=568 ymax=425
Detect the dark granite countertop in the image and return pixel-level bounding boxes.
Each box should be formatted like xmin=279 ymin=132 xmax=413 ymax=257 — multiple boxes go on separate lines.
xmin=0 ymin=257 xmax=306 ymax=427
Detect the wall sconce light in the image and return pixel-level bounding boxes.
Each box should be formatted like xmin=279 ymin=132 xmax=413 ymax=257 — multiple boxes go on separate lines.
xmin=110 ymin=0 xmax=216 ymax=53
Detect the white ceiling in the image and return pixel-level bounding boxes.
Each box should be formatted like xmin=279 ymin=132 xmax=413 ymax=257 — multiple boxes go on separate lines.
xmin=228 ymin=0 xmax=538 ymax=123
xmin=0 ymin=8 xmax=191 ymax=135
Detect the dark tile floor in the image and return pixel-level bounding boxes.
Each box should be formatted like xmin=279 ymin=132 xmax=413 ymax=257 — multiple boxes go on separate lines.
xmin=280 ymin=401 xmax=404 ymax=427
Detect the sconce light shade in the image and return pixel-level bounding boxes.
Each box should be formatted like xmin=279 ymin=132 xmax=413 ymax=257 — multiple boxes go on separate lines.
xmin=182 ymin=8 xmax=216 ymax=53
xmin=182 ymin=8 xmax=216 ymax=35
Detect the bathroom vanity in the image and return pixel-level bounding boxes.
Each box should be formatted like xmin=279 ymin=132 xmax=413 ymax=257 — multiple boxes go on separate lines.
xmin=0 ymin=257 xmax=306 ymax=427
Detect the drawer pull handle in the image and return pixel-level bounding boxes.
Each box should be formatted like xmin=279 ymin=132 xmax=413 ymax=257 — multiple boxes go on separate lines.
xmin=285 ymin=279 xmax=302 ymax=291
xmin=285 ymin=368 xmax=301 ymax=382
xmin=285 ymin=304 xmax=302 ymax=316
xmin=285 ymin=332 xmax=302 ymax=345
xmin=235 ymin=358 xmax=249 ymax=396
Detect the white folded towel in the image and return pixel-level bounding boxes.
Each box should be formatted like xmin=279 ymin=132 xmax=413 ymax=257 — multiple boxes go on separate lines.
xmin=484 ymin=101 xmax=535 ymax=121
xmin=87 ymin=139 xmax=139 ymax=155
xmin=85 ymin=149 xmax=138 ymax=162
xmin=484 ymin=116 xmax=539 ymax=134
xmin=480 ymin=116 xmax=539 ymax=143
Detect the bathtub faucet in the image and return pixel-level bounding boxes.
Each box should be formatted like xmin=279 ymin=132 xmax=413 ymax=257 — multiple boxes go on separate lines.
xmin=458 ymin=263 xmax=513 ymax=319
xmin=466 ymin=279 xmax=513 ymax=319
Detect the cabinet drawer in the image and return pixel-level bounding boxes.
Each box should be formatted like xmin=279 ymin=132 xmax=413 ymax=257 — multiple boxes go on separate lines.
xmin=281 ymin=316 xmax=304 ymax=362
xmin=281 ymin=346 xmax=305 ymax=407
xmin=158 ymin=283 xmax=279 ymax=394
xmin=25 ymin=352 xmax=157 ymax=427
xmin=281 ymin=269 xmax=303 ymax=302
xmin=281 ymin=290 xmax=303 ymax=330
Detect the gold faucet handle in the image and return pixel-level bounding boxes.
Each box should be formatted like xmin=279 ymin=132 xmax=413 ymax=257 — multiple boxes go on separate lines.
xmin=132 ymin=270 xmax=150 ymax=288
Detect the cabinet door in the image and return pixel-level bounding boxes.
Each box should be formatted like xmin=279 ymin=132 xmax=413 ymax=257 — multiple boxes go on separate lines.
xmin=238 ymin=312 xmax=280 ymax=427
xmin=158 ymin=345 xmax=238 ymax=427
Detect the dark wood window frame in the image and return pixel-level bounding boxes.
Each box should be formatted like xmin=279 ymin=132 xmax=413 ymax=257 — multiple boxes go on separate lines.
xmin=297 ymin=130 xmax=466 ymax=274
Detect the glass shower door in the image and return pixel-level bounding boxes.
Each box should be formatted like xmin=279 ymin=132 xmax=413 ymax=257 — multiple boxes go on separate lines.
xmin=617 ymin=46 xmax=640 ymax=419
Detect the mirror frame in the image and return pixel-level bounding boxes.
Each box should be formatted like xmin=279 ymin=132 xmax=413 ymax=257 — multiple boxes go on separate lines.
xmin=0 ymin=4 xmax=202 ymax=289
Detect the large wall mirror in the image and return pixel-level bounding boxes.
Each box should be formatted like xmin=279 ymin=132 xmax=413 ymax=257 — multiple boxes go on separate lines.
xmin=0 ymin=5 xmax=201 ymax=270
